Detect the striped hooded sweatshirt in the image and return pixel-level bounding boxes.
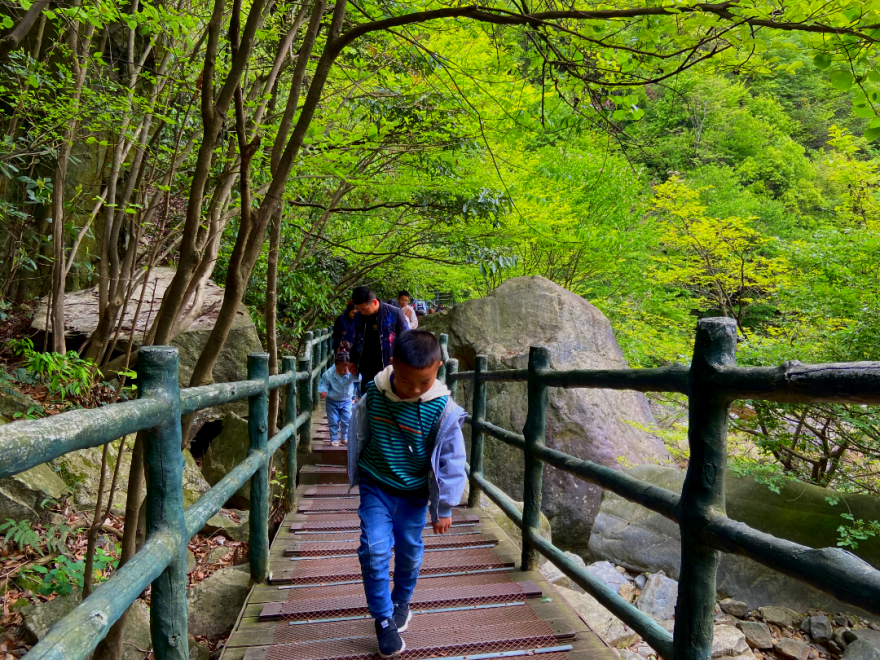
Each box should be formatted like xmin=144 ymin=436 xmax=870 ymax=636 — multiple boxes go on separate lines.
xmin=357 ymin=366 xmax=448 ymax=492
xmin=348 ymin=365 xmax=467 ymax=520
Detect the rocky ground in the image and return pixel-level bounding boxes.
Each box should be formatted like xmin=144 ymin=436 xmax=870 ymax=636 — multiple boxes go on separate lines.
xmin=542 ymin=556 xmax=880 ymax=660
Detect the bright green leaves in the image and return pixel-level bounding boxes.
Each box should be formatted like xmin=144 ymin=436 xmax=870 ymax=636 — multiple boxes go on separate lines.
xmin=608 ymin=94 xmax=645 ymax=123
xmin=829 ymin=69 xmax=854 ymax=91
xmin=813 ymin=53 xmax=834 ymax=70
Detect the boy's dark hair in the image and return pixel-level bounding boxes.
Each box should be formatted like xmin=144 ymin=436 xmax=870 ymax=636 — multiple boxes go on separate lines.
xmin=351 ymin=286 xmax=376 ymax=304
xmin=392 ymin=330 xmax=441 ymax=368
xmin=397 ymin=290 xmax=411 ymax=299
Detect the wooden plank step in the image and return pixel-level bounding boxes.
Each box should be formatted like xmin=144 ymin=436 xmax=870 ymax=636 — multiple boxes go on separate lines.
xmin=260 ymin=581 xmax=542 ymax=621
xmin=269 ymin=547 xmax=512 ymax=585
xmin=244 ymin=621 xmax=566 ymax=660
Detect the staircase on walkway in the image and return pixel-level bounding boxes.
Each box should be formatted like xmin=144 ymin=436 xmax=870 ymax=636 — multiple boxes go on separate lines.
xmin=221 ymin=405 xmax=616 ymax=660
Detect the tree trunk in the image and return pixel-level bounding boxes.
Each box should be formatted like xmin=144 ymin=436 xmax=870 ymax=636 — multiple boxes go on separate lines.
xmin=92 ymin=432 xmax=144 ymax=660
xmin=266 ymin=204 xmax=282 ymax=435
xmin=50 ymin=143 xmax=69 ymax=355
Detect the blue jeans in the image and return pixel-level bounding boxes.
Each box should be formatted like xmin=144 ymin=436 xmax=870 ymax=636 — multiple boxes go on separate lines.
xmin=357 ymin=477 xmax=428 ymax=620
xmin=326 ymin=398 xmax=352 ymax=443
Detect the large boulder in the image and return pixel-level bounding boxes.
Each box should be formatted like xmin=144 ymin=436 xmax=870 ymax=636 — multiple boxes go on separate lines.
xmin=32 ymin=267 xmax=262 ymax=421
xmin=53 ymin=435 xmax=209 ymax=514
xmin=589 ymin=464 xmax=880 ymax=616
xmin=201 ymin=413 xmax=285 ymax=507
xmin=187 ymin=565 xmax=250 ymax=640
xmin=419 ymin=276 xmax=668 ymax=549
xmin=0 ymin=463 xmax=69 ymax=522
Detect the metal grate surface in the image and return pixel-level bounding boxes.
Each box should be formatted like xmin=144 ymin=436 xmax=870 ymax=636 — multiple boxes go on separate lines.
xmin=267 ymin=582 xmax=535 ymax=621
xmin=300 ymin=465 xmax=348 ymax=473
xmin=283 ymin=529 xmax=482 ymax=543
xmin=282 ymin=571 xmax=512 ymax=603
xmin=298 ymin=499 xmax=361 ymax=512
xmin=272 ymin=548 xmax=510 ymax=585
xmin=264 ymin=621 xmax=559 ymax=660
xmin=301 ymin=486 xmax=360 ymax=498
xmin=284 ymin=535 xmax=494 ymax=556
xmin=290 ymin=514 xmax=478 ymax=532
xmin=274 ymin=603 xmax=541 ymax=643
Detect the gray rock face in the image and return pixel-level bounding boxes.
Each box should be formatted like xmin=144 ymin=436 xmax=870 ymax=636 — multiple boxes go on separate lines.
xmin=775 ymin=638 xmax=810 ymax=660
xmin=843 ymin=639 xmax=880 ymax=660
xmin=637 ymin=574 xmax=678 ymax=621
xmin=807 ymin=615 xmax=833 ymax=643
xmin=52 ymin=437 xmax=208 ymax=514
xmin=419 ymin=276 xmax=667 ymax=549
xmin=589 ymin=464 xmax=880 ymax=616
xmin=555 ymin=585 xmax=639 ymax=648
xmin=201 ymin=414 xmax=284 ymax=507
xmin=720 ymin=599 xmax=749 ymax=618
xmin=187 ymin=565 xmax=250 ymax=640
xmin=0 ymin=463 xmax=69 ymax=521
xmin=759 ymin=606 xmax=799 ymax=628
xmin=204 ymin=509 xmax=249 ymax=542
xmin=22 ymin=593 xmax=150 ymax=660
xmin=0 ymin=389 xmax=41 ymax=422
xmin=587 ymin=561 xmax=630 ymax=592
xmin=712 ymin=625 xmax=749 ymax=657
xmin=737 ymin=622 xmax=773 ymax=650
xmin=32 ymin=267 xmax=263 ymax=421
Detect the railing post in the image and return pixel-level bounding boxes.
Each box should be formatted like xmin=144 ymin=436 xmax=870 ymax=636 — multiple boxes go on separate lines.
xmin=248 ymin=352 xmax=270 ymax=582
xmin=299 ymin=335 xmax=313 ymax=455
xmin=672 ymin=318 xmax=737 ymax=660
xmin=311 ymin=334 xmax=320 ymax=411
xmin=139 ymin=347 xmax=188 ymax=660
xmin=446 ymin=358 xmax=459 ymax=401
xmin=282 ymin=355 xmax=298 ymax=508
xmin=467 ymin=355 xmax=488 ymax=509
xmin=521 ymin=345 xmax=550 ymax=572
xmin=438 ymin=334 xmax=449 ymax=383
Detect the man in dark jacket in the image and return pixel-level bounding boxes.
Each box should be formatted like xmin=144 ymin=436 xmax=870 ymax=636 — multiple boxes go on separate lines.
xmin=351 ymin=286 xmax=409 ymax=395
xmin=333 ymin=303 xmax=357 ymax=352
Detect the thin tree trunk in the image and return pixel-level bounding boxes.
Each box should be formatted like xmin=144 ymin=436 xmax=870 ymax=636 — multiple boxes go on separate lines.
xmin=92 ymin=432 xmax=144 ymax=660
xmin=266 ymin=204 xmax=282 ymax=435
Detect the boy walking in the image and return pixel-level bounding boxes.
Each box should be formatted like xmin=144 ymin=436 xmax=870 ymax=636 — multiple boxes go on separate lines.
xmin=319 ymin=350 xmax=360 ymax=446
xmin=347 ymin=331 xmax=467 ymax=657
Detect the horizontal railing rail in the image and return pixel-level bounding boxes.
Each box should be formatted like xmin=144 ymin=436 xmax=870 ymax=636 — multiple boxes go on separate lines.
xmin=437 ymin=318 xmax=880 ymax=660
xmin=0 ymin=327 xmax=334 ymax=660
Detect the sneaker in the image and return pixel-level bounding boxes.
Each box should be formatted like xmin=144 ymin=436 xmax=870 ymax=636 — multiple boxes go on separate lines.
xmin=393 ymin=603 xmax=412 ymax=632
xmin=375 ymin=618 xmax=405 ymax=657
xmin=331 ymin=440 xmax=340 ymax=447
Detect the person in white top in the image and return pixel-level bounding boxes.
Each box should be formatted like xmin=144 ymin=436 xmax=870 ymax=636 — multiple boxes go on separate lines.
xmin=397 ymin=290 xmax=418 ymax=329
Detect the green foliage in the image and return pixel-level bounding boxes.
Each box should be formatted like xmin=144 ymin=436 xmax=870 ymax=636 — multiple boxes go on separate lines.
xmin=9 ymin=338 xmax=100 ymax=400
xmin=0 ymin=518 xmax=73 ymax=556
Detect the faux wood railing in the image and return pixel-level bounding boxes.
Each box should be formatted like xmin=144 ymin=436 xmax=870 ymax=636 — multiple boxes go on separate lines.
xmin=0 ymin=328 xmax=334 ymax=660
xmin=440 ymin=317 xmax=880 ymax=660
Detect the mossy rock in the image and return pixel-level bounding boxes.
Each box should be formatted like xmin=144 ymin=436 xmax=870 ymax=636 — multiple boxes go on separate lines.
xmin=0 ymin=463 xmax=69 ymax=522
xmin=53 ymin=436 xmax=210 ymax=514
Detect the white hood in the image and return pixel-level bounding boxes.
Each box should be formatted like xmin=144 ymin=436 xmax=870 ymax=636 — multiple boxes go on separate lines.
xmin=373 ymin=365 xmax=451 ymax=403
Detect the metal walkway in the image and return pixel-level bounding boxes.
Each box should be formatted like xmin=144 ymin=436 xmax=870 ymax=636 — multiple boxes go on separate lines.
xmin=220 ymin=407 xmax=617 ymax=660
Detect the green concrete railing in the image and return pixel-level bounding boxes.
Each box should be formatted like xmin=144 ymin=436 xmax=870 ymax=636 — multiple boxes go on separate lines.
xmin=440 ymin=317 xmax=880 ymax=660
xmin=0 ymin=327 xmax=334 ymax=660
